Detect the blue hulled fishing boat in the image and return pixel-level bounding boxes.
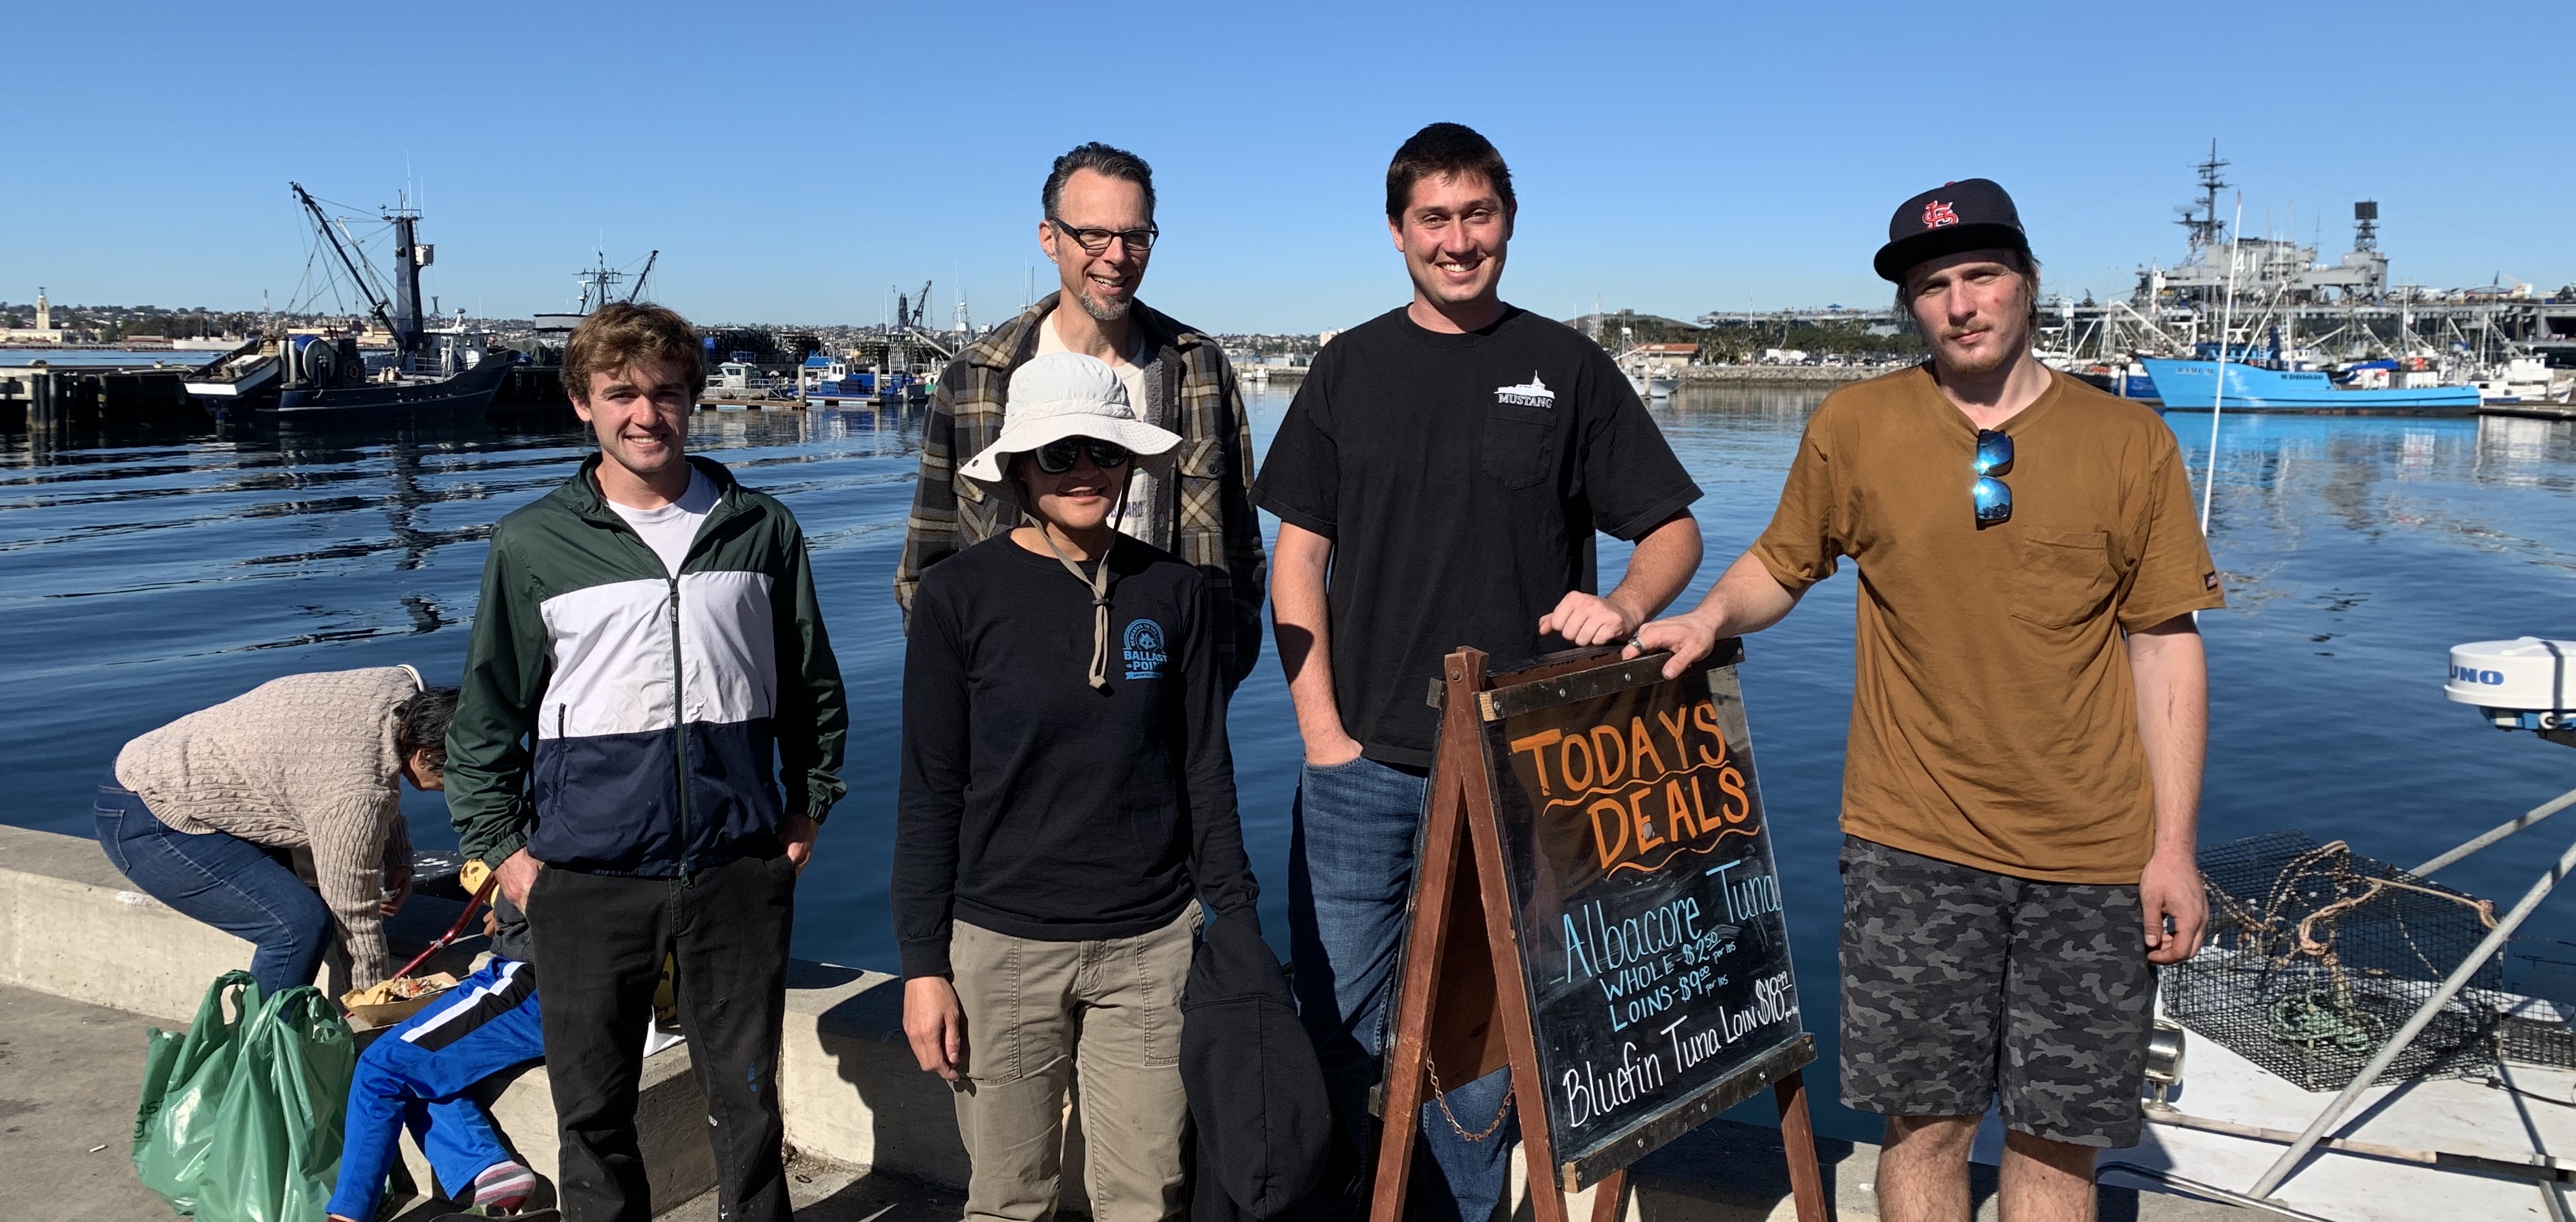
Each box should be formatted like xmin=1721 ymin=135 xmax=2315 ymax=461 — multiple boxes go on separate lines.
xmin=2144 ymin=358 xmax=2481 ymax=413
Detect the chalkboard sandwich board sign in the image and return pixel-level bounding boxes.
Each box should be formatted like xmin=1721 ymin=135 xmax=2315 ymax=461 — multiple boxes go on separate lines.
xmin=1370 ymin=643 xmax=1827 ymax=1222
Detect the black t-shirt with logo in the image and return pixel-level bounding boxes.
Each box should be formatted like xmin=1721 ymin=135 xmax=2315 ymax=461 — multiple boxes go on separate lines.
xmin=1256 ymin=305 xmax=1702 ymax=766
xmin=894 ymin=534 xmax=1254 ymax=978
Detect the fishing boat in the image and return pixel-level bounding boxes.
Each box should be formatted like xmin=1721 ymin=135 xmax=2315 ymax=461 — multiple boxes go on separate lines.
xmin=184 ymin=183 xmax=522 ymax=423
xmin=2143 ymin=358 xmax=2481 ymax=413
xmin=1628 ymin=371 xmax=1678 ymax=399
xmin=2470 ymin=355 xmax=2568 ymax=405
xmin=1618 ymin=342 xmax=1692 ymax=399
xmin=796 ymin=355 xmax=913 ymax=406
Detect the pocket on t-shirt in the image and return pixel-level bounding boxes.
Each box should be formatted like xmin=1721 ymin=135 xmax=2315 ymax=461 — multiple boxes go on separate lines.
xmin=1481 ymin=403 xmax=1559 ymax=489
xmin=2009 ymin=528 xmax=2118 ymax=629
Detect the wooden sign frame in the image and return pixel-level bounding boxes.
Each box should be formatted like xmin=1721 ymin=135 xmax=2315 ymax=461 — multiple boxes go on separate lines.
xmin=1369 ymin=645 xmax=1831 ymax=1222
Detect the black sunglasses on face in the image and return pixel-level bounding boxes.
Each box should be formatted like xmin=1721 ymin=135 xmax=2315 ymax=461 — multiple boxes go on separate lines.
xmin=1972 ymin=429 xmax=2014 ymax=528
xmin=1033 ymin=437 xmax=1133 ymax=474
xmin=1048 ymin=217 xmax=1158 ymax=255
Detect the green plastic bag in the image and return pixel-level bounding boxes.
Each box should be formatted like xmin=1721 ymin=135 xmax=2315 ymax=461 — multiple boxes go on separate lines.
xmin=134 ymin=970 xmax=263 ymax=1214
xmin=132 ymin=972 xmax=357 ymax=1221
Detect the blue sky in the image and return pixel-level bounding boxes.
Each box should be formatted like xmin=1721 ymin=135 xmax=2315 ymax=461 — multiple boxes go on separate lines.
xmin=8 ymin=1 xmax=2572 ymax=333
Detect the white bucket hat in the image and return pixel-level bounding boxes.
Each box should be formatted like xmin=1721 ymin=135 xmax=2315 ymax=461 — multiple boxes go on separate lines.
xmin=963 ymin=351 xmax=1183 ymax=693
xmin=958 ymin=351 xmax=1181 ymax=484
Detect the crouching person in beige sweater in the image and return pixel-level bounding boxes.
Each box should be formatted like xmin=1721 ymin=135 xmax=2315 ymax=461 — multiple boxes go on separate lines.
xmin=96 ymin=665 xmax=456 ymax=996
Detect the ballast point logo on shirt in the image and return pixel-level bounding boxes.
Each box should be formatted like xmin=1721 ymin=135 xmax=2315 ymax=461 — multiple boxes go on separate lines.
xmin=1122 ymin=618 xmax=1168 ymax=681
xmin=1495 ymin=373 xmax=1555 ymax=409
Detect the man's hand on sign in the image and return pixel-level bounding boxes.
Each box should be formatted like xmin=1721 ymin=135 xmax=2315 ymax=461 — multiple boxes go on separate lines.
xmin=904 ymin=976 xmax=967 ymax=1081
xmin=1628 ymin=609 xmax=1721 ymax=679
xmin=2140 ymin=848 xmax=2208 ymax=965
xmin=495 ymin=847 xmax=543 ymax=910
xmin=1627 ymin=552 xmax=1807 ymax=679
xmin=1539 ymin=590 xmax=1641 ymax=648
xmin=780 ymin=810 xmax=819 ymax=876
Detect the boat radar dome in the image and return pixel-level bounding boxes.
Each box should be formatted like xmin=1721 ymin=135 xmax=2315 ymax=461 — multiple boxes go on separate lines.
xmin=2446 ymin=637 xmax=2575 ymax=733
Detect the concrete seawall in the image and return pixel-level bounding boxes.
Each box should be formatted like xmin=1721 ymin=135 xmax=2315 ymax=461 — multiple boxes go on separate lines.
xmin=0 ymin=823 xmax=2245 ymax=1220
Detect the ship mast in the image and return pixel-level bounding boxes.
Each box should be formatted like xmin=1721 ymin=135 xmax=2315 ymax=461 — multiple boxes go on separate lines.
xmin=2178 ymin=140 xmax=2232 ymax=265
xmin=291 ymin=182 xmax=394 ymax=339
xmin=384 ymin=194 xmax=426 ymax=357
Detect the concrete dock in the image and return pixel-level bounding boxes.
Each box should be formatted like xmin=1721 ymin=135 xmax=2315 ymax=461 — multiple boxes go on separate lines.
xmin=0 ymin=823 xmax=2260 ymax=1220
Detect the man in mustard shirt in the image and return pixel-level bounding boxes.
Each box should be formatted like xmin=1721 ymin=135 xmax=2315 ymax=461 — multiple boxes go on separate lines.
xmin=1635 ymin=179 xmax=2221 ymax=1222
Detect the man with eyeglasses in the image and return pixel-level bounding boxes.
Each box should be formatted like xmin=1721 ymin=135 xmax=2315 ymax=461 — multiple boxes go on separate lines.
xmin=1632 ymin=179 xmax=2223 ymax=1222
xmin=896 ymin=142 xmax=1265 ymax=692
xmin=1255 ymin=122 xmax=1704 ymax=1222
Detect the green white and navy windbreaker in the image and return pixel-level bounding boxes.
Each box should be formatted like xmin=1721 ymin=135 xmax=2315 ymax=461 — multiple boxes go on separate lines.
xmin=446 ymin=454 xmax=847 ymax=876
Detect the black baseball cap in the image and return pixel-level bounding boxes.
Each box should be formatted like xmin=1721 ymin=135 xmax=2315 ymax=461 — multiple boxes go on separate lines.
xmin=1873 ymin=178 xmax=2030 ymax=282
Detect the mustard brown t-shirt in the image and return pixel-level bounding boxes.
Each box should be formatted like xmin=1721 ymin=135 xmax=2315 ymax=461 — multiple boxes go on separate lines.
xmin=1752 ymin=366 xmax=2223 ymax=884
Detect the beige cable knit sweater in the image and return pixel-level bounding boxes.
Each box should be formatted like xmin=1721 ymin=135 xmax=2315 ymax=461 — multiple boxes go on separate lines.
xmin=113 ymin=665 xmax=423 ymax=988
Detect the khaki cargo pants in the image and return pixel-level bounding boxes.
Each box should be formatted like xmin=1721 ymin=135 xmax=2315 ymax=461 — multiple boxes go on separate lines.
xmin=948 ymin=903 xmax=1200 ymax=1222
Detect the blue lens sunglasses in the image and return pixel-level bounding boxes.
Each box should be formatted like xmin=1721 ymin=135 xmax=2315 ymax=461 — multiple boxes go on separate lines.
xmin=1973 ymin=429 xmax=2013 ymax=527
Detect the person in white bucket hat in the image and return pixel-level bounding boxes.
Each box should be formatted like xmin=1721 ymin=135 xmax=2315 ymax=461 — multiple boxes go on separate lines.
xmin=895 ymin=350 xmax=1260 ymax=1222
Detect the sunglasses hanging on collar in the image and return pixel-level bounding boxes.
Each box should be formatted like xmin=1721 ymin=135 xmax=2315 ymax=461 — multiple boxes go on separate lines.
xmin=1973 ymin=429 xmax=2013 ymax=528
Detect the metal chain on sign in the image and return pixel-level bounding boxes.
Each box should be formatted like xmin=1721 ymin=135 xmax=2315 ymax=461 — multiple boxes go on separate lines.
xmin=1423 ymin=1055 xmax=1513 ymax=1142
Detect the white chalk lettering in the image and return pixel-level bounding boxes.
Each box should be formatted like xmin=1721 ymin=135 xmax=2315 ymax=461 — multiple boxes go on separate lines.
xmin=1560 ymin=1041 xmax=1669 ymax=1128
xmin=1659 ymin=1015 xmax=1728 ymax=1071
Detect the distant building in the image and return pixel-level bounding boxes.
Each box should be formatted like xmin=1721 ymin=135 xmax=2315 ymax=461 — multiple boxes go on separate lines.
xmin=1622 ymin=342 xmax=1700 ymax=375
xmin=3 ymin=287 xmax=67 ymax=344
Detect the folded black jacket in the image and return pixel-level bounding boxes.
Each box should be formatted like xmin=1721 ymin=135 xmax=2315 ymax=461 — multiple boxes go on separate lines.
xmin=1183 ymin=905 xmax=1331 ymax=1220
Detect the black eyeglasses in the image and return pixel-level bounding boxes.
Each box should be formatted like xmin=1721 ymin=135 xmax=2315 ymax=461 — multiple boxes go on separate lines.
xmin=1973 ymin=429 xmax=2013 ymax=528
xmin=1034 ymin=437 xmax=1133 ymax=474
xmin=1048 ymin=217 xmax=1158 ymax=255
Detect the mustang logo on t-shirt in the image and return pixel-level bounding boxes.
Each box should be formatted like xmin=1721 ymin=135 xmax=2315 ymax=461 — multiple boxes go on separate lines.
xmin=1121 ymin=618 xmax=1168 ymax=681
xmin=1495 ymin=373 xmax=1556 ymax=409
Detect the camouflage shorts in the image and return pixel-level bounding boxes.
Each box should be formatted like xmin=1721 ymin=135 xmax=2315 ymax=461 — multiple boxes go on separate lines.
xmin=1838 ymin=835 xmax=2151 ymax=1147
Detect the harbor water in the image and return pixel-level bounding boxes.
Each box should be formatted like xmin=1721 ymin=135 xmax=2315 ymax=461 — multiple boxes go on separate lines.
xmin=5 ymin=386 xmax=2574 ymax=1142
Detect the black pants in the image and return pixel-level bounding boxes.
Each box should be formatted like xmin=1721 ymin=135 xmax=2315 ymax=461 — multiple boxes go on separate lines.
xmin=529 ymin=851 xmax=796 ymax=1222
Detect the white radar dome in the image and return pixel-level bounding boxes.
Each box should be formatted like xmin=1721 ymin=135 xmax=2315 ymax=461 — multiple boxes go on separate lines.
xmin=2446 ymin=637 xmax=2575 ymax=731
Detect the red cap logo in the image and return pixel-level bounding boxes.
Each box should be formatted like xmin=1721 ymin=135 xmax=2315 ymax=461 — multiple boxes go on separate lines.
xmin=1923 ymin=200 xmax=1960 ymax=229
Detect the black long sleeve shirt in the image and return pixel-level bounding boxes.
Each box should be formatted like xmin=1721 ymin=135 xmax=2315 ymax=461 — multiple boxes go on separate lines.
xmin=895 ymin=534 xmax=1256 ymax=978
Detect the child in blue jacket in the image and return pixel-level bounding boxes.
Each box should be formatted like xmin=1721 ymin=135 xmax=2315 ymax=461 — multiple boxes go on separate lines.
xmin=327 ymin=887 xmax=543 ymax=1221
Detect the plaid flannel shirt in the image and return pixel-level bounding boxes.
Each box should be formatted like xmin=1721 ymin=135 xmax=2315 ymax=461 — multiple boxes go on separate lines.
xmin=894 ymin=292 xmax=1268 ymax=688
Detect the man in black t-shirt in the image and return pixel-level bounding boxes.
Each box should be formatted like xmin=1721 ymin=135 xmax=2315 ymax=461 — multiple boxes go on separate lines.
xmin=1254 ymin=123 xmax=1703 ymax=1221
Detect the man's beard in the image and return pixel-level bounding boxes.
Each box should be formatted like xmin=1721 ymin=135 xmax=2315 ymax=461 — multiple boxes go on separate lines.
xmin=1939 ymin=320 xmax=2026 ymax=377
xmin=1074 ymin=286 xmax=1131 ymax=323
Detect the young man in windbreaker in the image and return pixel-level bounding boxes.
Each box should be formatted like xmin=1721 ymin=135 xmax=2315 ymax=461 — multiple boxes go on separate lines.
xmin=896 ymin=353 xmax=1257 ymax=1222
xmin=445 ymin=303 xmax=848 ymax=1222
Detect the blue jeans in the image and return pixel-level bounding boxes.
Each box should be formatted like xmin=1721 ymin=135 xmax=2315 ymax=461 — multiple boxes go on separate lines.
xmin=327 ymin=958 xmax=544 ymax=1220
xmin=1289 ymin=755 xmax=1517 ymax=1222
xmin=93 ymin=773 xmax=333 ymax=998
